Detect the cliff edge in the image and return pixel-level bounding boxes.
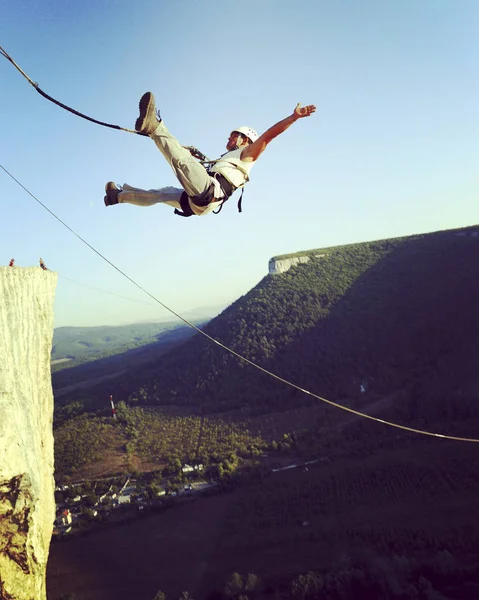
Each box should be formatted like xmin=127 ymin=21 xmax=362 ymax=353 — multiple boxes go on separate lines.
xmin=0 ymin=267 xmax=57 ymax=600
xmin=269 ymin=253 xmax=328 ymax=274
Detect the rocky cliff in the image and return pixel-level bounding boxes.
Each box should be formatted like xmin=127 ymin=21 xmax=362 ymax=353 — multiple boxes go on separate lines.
xmin=0 ymin=267 xmax=57 ymax=600
xmin=268 ymin=253 xmax=327 ymax=274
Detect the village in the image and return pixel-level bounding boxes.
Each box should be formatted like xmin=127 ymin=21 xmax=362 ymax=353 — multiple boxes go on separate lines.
xmin=53 ymin=462 xmax=216 ymax=537
xmin=53 ymin=455 xmax=325 ymax=537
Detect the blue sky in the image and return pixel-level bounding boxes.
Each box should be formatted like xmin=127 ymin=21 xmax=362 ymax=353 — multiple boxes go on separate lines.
xmin=1 ymin=0 xmax=478 ymax=327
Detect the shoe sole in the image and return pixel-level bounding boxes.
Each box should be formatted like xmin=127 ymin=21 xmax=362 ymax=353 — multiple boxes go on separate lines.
xmin=135 ymin=92 xmax=154 ymax=132
xmin=104 ymin=182 xmax=119 ymax=206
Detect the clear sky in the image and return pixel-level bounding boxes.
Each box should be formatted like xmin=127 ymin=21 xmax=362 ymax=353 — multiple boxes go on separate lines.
xmin=1 ymin=0 xmax=478 ymax=327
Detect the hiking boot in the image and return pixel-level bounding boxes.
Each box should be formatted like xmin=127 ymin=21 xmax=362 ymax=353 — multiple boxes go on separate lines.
xmin=104 ymin=182 xmax=121 ymax=206
xmin=135 ymin=92 xmax=162 ymax=135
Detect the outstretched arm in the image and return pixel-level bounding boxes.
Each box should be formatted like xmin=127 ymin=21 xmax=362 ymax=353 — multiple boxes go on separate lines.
xmin=240 ymin=103 xmax=316 ymax=163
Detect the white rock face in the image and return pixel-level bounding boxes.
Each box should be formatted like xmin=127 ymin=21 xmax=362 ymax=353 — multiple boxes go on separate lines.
xmin=268 ymin=253 xmax=328 ymax=275
xmin=0 ymin=267 xmax=57 ymax=600
xmin=268 ymin=256 xmax=310 ymax=274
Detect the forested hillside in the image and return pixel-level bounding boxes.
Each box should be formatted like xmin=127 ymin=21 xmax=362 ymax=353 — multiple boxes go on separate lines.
xmin=98 ymin=226 xmax=479 ymax=433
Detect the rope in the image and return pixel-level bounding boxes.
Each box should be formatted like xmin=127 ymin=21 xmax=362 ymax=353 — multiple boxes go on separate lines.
xmin=2 ymin=169 xmax=478 ymax=444
xmin=0 ymin=44 xmax=147 ymax=137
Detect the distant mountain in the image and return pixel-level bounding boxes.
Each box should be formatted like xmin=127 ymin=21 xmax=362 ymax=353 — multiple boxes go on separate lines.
xmin=131 ymin=303 xmax=230 ymax=324
xmin=51 ymin=319 xmax=215 ymax=407
xmin=51 ymin=320 xmax=208 ymax=368
xmin=78 ymin=225 xmax=479 ymax=433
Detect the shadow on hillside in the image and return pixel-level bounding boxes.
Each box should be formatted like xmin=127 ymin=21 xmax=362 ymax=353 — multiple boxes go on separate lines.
xmin=266 ymin=228 xmax=479 ymax=425
xmin=174 ymin=228 xmax=479 ymax=426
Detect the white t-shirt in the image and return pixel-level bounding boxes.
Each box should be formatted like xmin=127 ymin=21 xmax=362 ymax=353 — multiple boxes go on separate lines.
xmin=209 ymin=147 xmax=255 ymax=188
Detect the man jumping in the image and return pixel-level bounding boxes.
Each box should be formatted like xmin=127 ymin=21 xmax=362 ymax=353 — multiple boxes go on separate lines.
xmin=104 ymin=92 xmax=316 ymax=217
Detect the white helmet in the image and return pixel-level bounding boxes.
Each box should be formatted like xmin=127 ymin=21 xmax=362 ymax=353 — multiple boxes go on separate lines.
xmin=232 ymin=126 xmax=258 ymax=144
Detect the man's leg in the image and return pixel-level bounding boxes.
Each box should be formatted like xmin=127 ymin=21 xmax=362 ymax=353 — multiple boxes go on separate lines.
xmin=150 ymin=122 xmax=213 ymax=199
xmin=136 ymin=92 xmax=212 ymax=199
xmin=117 ymin=184 xmax=183 ymax=209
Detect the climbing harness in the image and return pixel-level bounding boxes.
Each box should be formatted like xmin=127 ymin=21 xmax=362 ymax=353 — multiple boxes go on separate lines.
xmin=210 ymin=173 xmax=245 ymax=216
xmin=175 ymin=146 xmax=249 ymax=217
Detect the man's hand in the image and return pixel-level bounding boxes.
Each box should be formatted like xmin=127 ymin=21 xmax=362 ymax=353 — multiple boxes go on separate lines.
xmin=293 ymin=103 xmax=316 ymax=119
xmin=241 ymin=102 xmax=316 ymax=162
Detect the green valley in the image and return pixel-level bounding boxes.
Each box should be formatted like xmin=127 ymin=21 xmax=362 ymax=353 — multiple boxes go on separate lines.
xmin=48 ymin=225 xmax=479 ymax=600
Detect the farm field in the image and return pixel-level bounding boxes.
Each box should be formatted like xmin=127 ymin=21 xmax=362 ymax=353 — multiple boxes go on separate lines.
xmin=197 ymin=441 xmax=479 ymax=595
xmin=47 ymin=437 xmax=479 ymax=599
xmin=53 ymin=405 xmax=266 ymax=481
xmin=54 ymin=402 xmax=337 ymax=481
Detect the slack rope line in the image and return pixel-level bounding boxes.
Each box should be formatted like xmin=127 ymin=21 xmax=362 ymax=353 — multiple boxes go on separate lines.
xmin=2 ymin=168 xmax=479 ymax=444
xmin=0 ymin=45 xmax=147 ymax=137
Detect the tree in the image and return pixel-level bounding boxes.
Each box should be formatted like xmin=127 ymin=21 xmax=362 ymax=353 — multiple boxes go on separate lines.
xmin=167 ymin=455 xmax=182 ymax=476
xmin=291 ymin=571 xmax=323 ymax=600
xmin=84 ymin=492 xmax=97 ymax=507
xmin=115 ymin=401 xmax=128 ymax=421
xmin=224 ymin=573 xmax=243 ymax=597
xmin=101 ymin=496 xmax=113 ymax=510
xmin=245 ymin=574 xmax=259 ymax=591
xmin=80 ymin=507 xmax=97 ymax=522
